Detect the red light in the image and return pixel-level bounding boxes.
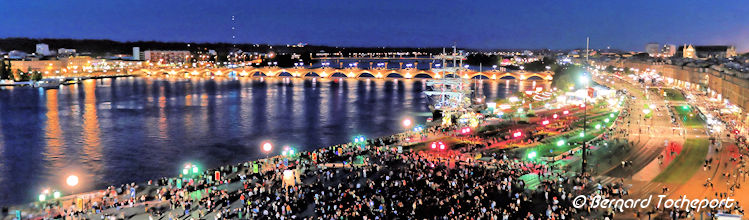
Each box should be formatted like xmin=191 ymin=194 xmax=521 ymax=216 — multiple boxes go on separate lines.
xmin=553 ymin=114 xmax=558 ymax=119
xmin=735 ymin=130 xmax=740 ymax=135
xmin=460 ymin=127 xmax=471 ymax=134
xmin=431 ymin=142 xmax=437 ymax=149
xmin=513 ymin=131 xmax=522 ymax=138
xmin=439 ymin=142 xmax=446 ymax=150
xmin=563 ymin=110 xmax=569 ymax=115
xmin=542 ymin=120 xmax=549 ymax=125
xmin=579 ymin=104 xmax=586 ymax=108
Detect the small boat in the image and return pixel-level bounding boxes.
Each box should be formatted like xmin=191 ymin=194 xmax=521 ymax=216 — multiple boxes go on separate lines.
xmin=33 ymin=79 xmax=64 ymax=89
xmin=63 ymin=78 xmax=81 ymax=85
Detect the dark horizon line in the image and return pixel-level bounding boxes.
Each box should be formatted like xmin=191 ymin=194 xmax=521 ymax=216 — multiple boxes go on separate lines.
xmin=0 ymin=36 xmax=634 ymax=53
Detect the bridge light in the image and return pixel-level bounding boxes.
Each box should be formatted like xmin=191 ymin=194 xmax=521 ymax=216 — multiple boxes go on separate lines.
xmin=556 ymin=140 xmax=565 ymax=147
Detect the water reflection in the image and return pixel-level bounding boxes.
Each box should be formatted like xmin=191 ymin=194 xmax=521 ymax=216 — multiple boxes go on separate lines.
xmin=0 ymin=77 xmax=547 ymax=205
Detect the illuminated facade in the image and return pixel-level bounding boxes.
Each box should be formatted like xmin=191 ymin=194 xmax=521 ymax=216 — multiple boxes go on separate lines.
xmin=143 ymin=50 xmax=191 ymax=64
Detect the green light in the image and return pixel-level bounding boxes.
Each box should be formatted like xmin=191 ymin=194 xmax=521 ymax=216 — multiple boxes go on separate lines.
xmin=53 ymin=191 xmax=61 ymax=199
xmin=39 ymin=194 xmax=46 ymax=202
xmin=595 ymin=124 xmax=601 ymax=129
xmin=579 ymin=132 xmax=585 ymax=137
xmin=604 ymin=118 xmax=610 ymax=123
xmin=682 ymin=105 xmax=689 ymax=110
xmin=192 ymin=166 xmax=199 ymax=173
xmin=556 ymin=140 xmax=565 ymax=147
xmin=289 ymin=149 xmax=295 ymax=155
xmin=528 ymin=151 xmax=537 ymax=159
xmin=609 ymin=113 xmax=614 ymax=118
xmin=182 ymin=168 xmax=189 ymax=175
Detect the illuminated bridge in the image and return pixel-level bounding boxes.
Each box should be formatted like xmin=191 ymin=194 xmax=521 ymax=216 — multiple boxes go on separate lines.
xmin=132 ymin=67 xmax=554 ymax=80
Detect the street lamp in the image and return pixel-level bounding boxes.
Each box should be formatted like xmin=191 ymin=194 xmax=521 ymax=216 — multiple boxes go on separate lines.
xmin=580 ymin=73 xmax=590 ymax=176
xmin=262 ymin=142 xmax=273 ymax=153
xmin=528 ymin=151 xmax=537 ymax=159
xmin=402 ymin=118 xmax=413 ymax=128
xmin=66 ymin=175 xmax=79 ymax=187
xmin=556 ymin=140 xmax=566 ymax=147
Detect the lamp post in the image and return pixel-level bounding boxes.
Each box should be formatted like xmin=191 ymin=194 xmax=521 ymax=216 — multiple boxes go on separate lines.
xmin=580 ymin=75 xmax=589 ymax=176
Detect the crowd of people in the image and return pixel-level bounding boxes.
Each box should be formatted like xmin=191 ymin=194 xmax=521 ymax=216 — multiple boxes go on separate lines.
xmin=22 ymin=119 xmax=606 ymax=219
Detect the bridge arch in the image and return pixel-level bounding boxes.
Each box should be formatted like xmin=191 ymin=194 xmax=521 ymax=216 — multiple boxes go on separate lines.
xmin=471 ymin=74 xmax=489 ymax=79
xmin=498 ymin=73 xmax=517 ymax=80
xmin=386 ymin=72 xmax=403 ymax=78
xmin=358 ymin=72 xmax=375 ymax=78
xmin=331 ymin=72 xmax=347 ymax=78
xmin=305 ymin=72 xmax=320 ymax=77
xmin=414 ymin=73 xmax=433 ymax=78
xmin=527 ymin=75 xmax=544 ymax=80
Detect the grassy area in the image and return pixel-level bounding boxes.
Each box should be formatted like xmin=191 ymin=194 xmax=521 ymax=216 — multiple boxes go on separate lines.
xmin=519 ymin=111 xmax=619 ymax=158
xmin=652 ymin=138 xmax=709 ymax=184
xmin=649 ymin=88 xmax=686 ymax=101
xmin=672 ymin=106 xmax=706 ymax=128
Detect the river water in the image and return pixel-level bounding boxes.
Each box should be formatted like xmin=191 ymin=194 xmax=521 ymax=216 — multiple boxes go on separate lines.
xmin=0 ymin=76 xmax=547 ymax=205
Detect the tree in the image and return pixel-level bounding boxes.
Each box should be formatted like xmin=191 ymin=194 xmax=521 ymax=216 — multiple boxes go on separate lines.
xmin=0 ymin=59 xmax=11 ymax=80
xmin=32 ymin=71 xmax=43 ymax=81
xmin=551 ymin=64 xmax=585 ymax=91
xmin=523 ymin=57 xmax=556 ymax=72
xmin=17 ymin=69 xmax=31 ymax=81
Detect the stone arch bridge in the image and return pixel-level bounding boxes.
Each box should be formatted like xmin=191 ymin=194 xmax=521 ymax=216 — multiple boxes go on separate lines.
xmin=132 ymin=67 xmax=553 ymax=80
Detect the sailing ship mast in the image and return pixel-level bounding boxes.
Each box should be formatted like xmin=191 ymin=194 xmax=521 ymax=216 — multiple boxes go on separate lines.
xmin=424 ymin=46 xmax=472 ymax=114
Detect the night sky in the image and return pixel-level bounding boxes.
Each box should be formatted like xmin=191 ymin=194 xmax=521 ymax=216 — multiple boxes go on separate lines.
xmin=1 ymin=0 xmax=747 ymax=51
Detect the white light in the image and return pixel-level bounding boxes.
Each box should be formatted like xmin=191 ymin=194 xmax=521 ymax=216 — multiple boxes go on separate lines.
xmin=262 ymin=142 xmax=273 ymax=152
xmin=66 ymin=175 xmax=79 ymax=187
xmin=402 ymin=119 xmax=413 ymax=128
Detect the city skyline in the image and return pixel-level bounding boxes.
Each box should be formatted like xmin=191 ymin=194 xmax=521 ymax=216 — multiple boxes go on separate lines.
xmin=1 ymin=0 xmax=748 ymax=52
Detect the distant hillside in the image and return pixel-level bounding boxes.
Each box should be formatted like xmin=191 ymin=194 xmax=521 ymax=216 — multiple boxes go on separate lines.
xmin=0 ymin=37 xmax=457 ymax=58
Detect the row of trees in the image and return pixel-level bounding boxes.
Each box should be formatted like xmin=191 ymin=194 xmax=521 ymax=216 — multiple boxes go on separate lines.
xmin=0 ymin=59 xmax=42 ymax=81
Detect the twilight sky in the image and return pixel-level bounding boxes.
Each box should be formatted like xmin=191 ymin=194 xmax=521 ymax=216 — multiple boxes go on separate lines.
xmin=1 ymin=0 xmax=747 ymax=52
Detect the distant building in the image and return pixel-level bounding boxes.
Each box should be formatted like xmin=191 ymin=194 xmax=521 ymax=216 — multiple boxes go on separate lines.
xmin=132 ymin=47 xmax=141 ymax=60
xmin=143 ymin=50 xmax=191 ymax=64
xmin=57 ymin=48 xmax=76 ymax=57
xmin=36 ymin=43 xmax=51 ymax=56
xmin=645 ymin=43 xmax=660 ymax=57
xmin=661 ymin=44 xmax=676 ymax=57
xmin=8 ymin=50 xmax=28 ymax=59
xmin=645 ymin=43 xmax=676 ymax=57
xmin=678 ymin=44 xmax=737 ymax=59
